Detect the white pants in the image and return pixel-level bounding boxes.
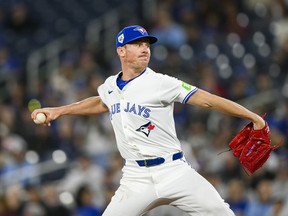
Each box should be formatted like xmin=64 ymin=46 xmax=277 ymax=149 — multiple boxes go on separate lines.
xmin=102 ymin=156 xmax=235 ymax=216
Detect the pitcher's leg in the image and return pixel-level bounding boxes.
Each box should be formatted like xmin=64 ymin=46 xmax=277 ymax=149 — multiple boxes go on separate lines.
xmin=171 ymin=168 xmax=235 ymax=216
xmin=102 ymin=180 xmax=158 ymax=216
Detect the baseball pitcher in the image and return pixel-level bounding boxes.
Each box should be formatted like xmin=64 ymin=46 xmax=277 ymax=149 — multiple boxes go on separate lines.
xmin=32 ymin=25 xmax=277 ymax=216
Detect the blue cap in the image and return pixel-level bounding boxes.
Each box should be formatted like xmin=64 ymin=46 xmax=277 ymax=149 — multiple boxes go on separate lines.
xmin=116 ymin=25 xmax=158 ymax=48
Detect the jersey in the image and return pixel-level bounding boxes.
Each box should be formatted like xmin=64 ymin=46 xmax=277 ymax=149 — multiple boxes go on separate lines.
xmin=97 ymin=67 xmax=198 ymax=160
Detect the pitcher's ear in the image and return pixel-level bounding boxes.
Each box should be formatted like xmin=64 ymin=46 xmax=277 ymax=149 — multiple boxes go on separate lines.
xmin=117 ymin=46 xmax=125 ymax=57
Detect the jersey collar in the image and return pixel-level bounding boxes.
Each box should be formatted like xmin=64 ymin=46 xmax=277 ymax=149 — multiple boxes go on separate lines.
xmin=116 ymin=68 xmax=147 ymax=90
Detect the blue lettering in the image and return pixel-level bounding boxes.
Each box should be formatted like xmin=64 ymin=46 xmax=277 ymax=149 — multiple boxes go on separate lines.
xmin=111 ymin=103 xmax=120 ymax=115
xmin=129 ymin=104 xmax=137 ymax=114
xmin=116 ymin=103 xmax=120 ymax=113
xmin=110 ymin=102 xmax=151 ymax=119
xmin=111 ymin=104 xmax=116 ymax=115
xmin=124 ymin=102 xmax=130 ymax=112
xmin=143 ymin=108 xmax=151 ymax=118
xmin=137 ymin=105 xmax=146 ymax=116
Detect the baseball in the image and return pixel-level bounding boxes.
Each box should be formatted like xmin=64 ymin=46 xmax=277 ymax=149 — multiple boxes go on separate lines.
xmin=33 ymin=113 xmax=46 ymax=124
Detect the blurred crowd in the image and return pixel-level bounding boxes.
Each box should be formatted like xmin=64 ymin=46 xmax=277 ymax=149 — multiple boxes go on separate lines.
xmin=0 ymin=0 xmax=288 ymax=216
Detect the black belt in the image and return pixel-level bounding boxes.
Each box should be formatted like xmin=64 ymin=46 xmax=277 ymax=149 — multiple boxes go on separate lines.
xmin=136 ymin=152 xmax=183 ymax=167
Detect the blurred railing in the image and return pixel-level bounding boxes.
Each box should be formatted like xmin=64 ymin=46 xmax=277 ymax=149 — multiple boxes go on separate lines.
xmin=26 ymin=35 xmax=78 ymax=96
xmin=26 ymin=9 xmax=121 ymax=96
xmin=0 ymin=158 xmax=68 ymax=191
xmin=85 ymin=9 xmax=120 ymax=60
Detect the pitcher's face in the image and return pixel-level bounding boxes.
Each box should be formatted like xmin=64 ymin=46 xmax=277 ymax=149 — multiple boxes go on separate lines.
xmin=119 ymin=38 xmax=151 ymax=70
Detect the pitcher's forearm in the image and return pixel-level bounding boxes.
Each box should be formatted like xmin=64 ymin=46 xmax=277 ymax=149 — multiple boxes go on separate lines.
xmin=31 ymin=96 xmax=109 ymax=124
xmin=59 ymin=96 xmax=109 ymax=116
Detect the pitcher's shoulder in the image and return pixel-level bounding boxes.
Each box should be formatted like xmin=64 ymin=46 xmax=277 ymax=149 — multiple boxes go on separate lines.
xmin=145 ymin=67 xmax=167 ymax=79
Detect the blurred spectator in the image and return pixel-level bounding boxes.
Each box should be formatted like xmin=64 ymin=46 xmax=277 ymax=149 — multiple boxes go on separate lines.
xmin=197 ymin=63 xmax=227 ymax=97
xmin=0 ymin=196 xmax=14 ymax=216
xmin=275 ymin=100 xmax=288 ymax=136
xmin=245 ymin=179 xmax=274 ymax=216
xmin=270 ymin=161 xmax=288 ymax=203
xmin=180 ymin=139 xmax=200 ymax=171
xmin=221 ymin=154 xmax=242 ymax=182
xmin=277 ymin=197 xmax=288 ymax=216
xmin=204 ymin=116 xmax=235 ymax=174
xmin=185 ymin=121 xmax=210 ymax=171
xmin=256 ymin=73 xmax=275 ymax=92
xmin=57 ymin=153 xmax=105 ymax=207
xmin=82 ymin=114 xmax=116 ymax=168
xmin=274 ymin=37 xmax=288 ymax=81
xmin=222 ymin=1 xmax=249 ymax=39
xmin=4 ymin=3 xmax=39 ymax=36
xmin=4 ymin=185 xmax=23 ymax=216
xmin=0 ymin=7 xmax=6 ymax=32
xmin=26 ymin=121 xmax=58 ymax=160
xmin=0 ymin=45 xmax=22 ymax=102
xmin=17 ymin=185 xmax=48 ymax=216
xmin=102 ymin=153 xmax=123 ymax=209
xmin=41 ymin=183 xmax=71 ymax=216
xmin=268 ymin=198 xmax=286 ymax=216
xmin=56 ymin=117 xmax=79 ymax=160
xmin=1 ymin=133 xmax=40 ymax=187
xmin=74 ymin=50 xmax=104 ymax=99
xmin=197 ymin=1 xmax=223 ymax=43
xmin=103 ymin=152 xmax=123 ymax=189
xmin=0 ymin=104 xmax=16 ymax=131
xmin=186 ymin=120 xmax=210 ymax=149
xmin=226 ymin=179 xmax=248 ymax=216
xmin=150 ymin=6 xmax=188 ymax=49
xmin=74 ymin=184 xmax=102 ymax=216
xmin=228 ymin=75 xmax=253 ymax=101
xmin=49 ymin=55 xmax=78 ymax=105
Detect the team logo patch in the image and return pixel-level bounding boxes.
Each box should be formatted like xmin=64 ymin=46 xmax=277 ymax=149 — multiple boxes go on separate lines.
xmin=181 ymin=82 xmax=192 ymax=91
xmin=136 ymin=121 xmax=155 ymax=137
xmin=134 ymin=26 xmax=147 ymax=35
xmin=118 ymin=33 xmax=124 ymax=44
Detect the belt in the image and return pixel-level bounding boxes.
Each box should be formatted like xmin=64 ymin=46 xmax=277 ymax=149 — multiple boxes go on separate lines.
xmin=136 ymin=152 xmax=183 ymax=167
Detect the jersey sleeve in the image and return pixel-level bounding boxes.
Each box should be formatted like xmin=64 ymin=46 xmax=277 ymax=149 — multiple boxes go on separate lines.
xmin=159 ymin=74 xmax=198 ymax=104
xmin=97 ymin=83 xmax=108 ymax=107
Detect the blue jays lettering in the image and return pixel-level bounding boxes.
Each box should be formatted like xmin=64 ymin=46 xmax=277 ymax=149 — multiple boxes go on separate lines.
xmin=110 ymin=102 xmax=151 ymax=119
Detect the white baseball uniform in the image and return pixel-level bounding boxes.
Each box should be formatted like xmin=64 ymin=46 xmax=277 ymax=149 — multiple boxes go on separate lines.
xmin=98 ymin=67 xmax=235 ymax=216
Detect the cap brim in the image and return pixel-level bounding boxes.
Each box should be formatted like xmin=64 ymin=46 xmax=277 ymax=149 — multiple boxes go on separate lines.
xmin=125 ymin=35 xmax=158 ymax=46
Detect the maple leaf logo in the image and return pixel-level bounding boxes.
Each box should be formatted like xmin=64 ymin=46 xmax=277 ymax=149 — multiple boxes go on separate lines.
xmin=147 ymin=124 xmax=155 ymax=130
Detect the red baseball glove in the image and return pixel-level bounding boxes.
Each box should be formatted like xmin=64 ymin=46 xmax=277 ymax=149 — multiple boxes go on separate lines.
xmin=228 ymin=119 xmax=280 ymax=175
